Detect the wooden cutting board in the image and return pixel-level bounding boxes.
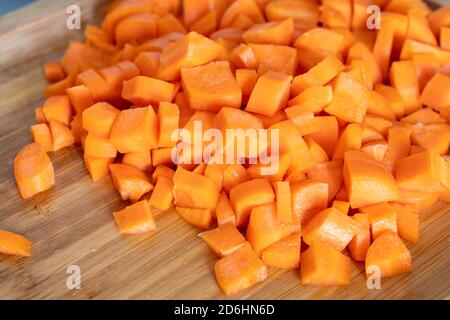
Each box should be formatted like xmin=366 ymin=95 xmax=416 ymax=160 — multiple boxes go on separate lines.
xmin=0 ymin=0 xmax=448 ymax=300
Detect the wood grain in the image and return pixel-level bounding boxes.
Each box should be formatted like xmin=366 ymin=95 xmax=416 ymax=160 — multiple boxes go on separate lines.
xmin=0 ymin=0 xmax=449 ymax=300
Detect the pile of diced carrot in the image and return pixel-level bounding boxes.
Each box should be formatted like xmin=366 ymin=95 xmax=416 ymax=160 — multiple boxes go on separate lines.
xmin=3 ymin=0 xmax=450 ymax=295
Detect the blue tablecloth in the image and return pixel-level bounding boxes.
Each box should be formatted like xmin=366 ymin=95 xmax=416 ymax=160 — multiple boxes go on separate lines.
xmin=0 ymin=0 xmax=37 ymax=15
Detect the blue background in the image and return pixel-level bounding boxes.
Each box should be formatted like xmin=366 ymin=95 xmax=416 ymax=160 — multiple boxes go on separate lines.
xmin=0 ymin=0 xmax=37 ymax=15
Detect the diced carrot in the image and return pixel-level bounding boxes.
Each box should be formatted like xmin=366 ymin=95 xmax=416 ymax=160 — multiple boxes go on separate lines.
xmin=428 ymin=7 xmax=450 ymax=35
xmin=30 ymin=123 xmax=53 ymax=152
xmin=400 ymin=39 xmax=450 ymax=64
xmin=324 ymin=72 xmax=369 ymax=124
xmin=335 ymin=183 xmax=348 ymax=201
xmin=215 ymin=242 xmax=267 ymax=295
xmin=347 ymin=42 xmax=382 ymax=88
xmin=243 ymin=18 xmax=294 ymax=46
xmin=110 ymin=106 xmax=158 ymax=153
xmin=360 ymin=203 xmax=398 ymax=239
xmin=294 ymin=28 xmax=344 ymax=72
xmin=332 ymin=200 xmax=350 ymax=214
xmin=344 ymin=151 xmax=399 ymax=208
xmin=246 ymin=203 xmax=297 ymax=257
xmin=306 ymin=116 xmax=339 ymax=157
xmin=235 ymin=69 xmax=258 ymax=104
xmin=82 ymin=102 xmax=120 ymax=138
xmin=287 ymin=86 xmax=333 ymax=113
xmin=401 ymin=108 xmax=446 ymax=125
xmin=412 ymin=123 xmax=450 ymax=155
xmin=268 ymin=120 xmax=307 ymax=154
xmin=44 ymin=65 xmax=79 ymax=97
xmin=248 ymin=43 xmax=298 ymax=76
xmin=363 ymin=114 xmax=393 ymax=136
xmin=49 ymin=120 xmax=75 ymax=152
xmin=332 ymin=124 xmax=363 ymax=160
xmin=176 ymin=207 xmax=214 ymax=229
xmin=367 ymin=91 xmax=396 ymax=121
xmin=157 ymin=102 xmax=180 ymax=148
xmin=115 ymin=13 xmax=157 ymax=48
xmin=84 ymin=133 xmax=117 ymax=158
xmin=66 ymin=85 xmax=94 ymax=114
xmin=77 ymin=69 xmax=111 ymax=101
xmin=389 ymin=203 xmax=419 ymax=244
xmin=441 ymin=27 xmax=450 ymax=50
xmin=373 ymin=22 xmax=395 ymax=79
xmin=204 ymin=164 xmax=229 ymax=191
xmin=246 ymin=156 xmax=291 ymax=193
xmin=70 ymin=113 xmax=86 ymax=144
xmin=361 ymin=125 xmax=384 ymax=145
xmin=348 ymin=213 xmax=370 ymax=261
xmin=213 ymin=107 xmax=264 ymax=158
xmin=291 ymin=179 xmax=328 ymax=225
xmin=152 ymin=165 xmax=175 ymax=183
xmin=420 ymin=73 xmax=450 ymax=112
xmin=173 ymin=167 xmax=220 ymax=210
xmin=116 ymin=60 xmax=140 ymax=80
xmin=110 ymin=163 xmax=154 ymax=202
xmin=122 ymin=76 xmax=174 ymax=106
xmin=190 ymin=11 xmax=218 ymax=36
xmin=274 ymin=181 xmax=292 ymax=224
xmin=397 ymin=189 xmax=439 ymax=211
xmin=301 ymin=241 xmax=350 ymax=286
xmin=157 ymin=14 xmax=187 ymax=36
xmin=199 ymin=223 xmax=246 ymax=257
xmin=42 ymin=95 xmax=73 ymax=126
xmin=230 ymin=13 xmax=256 ymax=31
xmin=220 ymin=0 xmax=264 ymax=28
xmin=152 ymin=147 xmax=174 ymax=168
xmin=361 ymin=139 xmax=388 ymax=162
xmin=216 ymin=191 xmax=236 ymax=226
xmin=383 ymin=126 xmax=412 ymax=173
xmin=389 ymin=60 xmax=421 ymax=115
xmin=134 ymin=51 xmax=160 ymax=77
xmin=113 ymin=200 xmax=156 ymax=234
xmin=0 ymin=230 xmax=32 ymax=257
xmin=302 ymin=208 xmax=356 ymax=251
xmin=148 ymin=176 xmax=174 ymax=211
xmin=407 ymin=11 xmax=437 ymax=46
xmin=230 ymin=44 xmax=258 ymax=69
xmin=291 ymin=55 xmax=344 ymax=97
xmin=123 ymin=151 xmax=152 ymax=172
xmin=222 ymin=164 xmax=249 ymax=193
xmin=84 ymin=154 xmax=113 ymax=182
xmin=34 ymin=107 xmax=47 ymax=124
xmin=396 ymin=151 xmax=450 ymax=193
xmin=98 ymin=66 xmax=125 ymax=101
xmin=158 ymin=32 xmax=222 ymax=81
xmin=413 ymin=53 xmax=440 ymax=92
xmin=14 ymin=143 xmax=55 ymax=199
xmin=365 ymin=231 xmax=412 ymax=279
xmin=374 ymin=84 xmax=405 ymax=119
xmin=284 ymin=110 xmax=320 ymax=136
xmin=230 ymin=178 xmax=275 ymax=228
xmin=183 ymin=0 xmax=210 ymax=27
xmin=261 ymin=232 xmax=300 ymax=269
xmin=305 ymin=160 xmax=343 ymax=202
xmin=265 ymin=0 xmax=319 ymax=24
xmin=181 ymin=61 xmax=242 ymax=112
xmin=44 ymin=61 xmax=65 ymax=83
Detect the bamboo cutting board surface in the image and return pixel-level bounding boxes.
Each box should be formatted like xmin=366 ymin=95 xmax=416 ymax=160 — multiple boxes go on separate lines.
xmin=0 ymin=0 xmax=449 ymax=300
